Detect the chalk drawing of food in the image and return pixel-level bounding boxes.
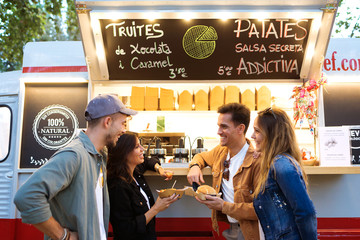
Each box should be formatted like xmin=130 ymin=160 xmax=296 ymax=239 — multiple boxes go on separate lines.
xmin=182 ymin=25 xmax=218 ymax=59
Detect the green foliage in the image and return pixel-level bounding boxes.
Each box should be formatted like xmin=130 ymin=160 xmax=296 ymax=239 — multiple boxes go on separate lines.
xmin=333 ymin=0 xmax=360 ymax=38
xmin=0 ymin=0 xmax=80 ymax=72
xmin=1 ymin=0 xmax=359 ymax=72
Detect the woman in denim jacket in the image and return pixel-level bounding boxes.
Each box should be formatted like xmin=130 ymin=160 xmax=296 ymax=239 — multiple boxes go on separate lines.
xmin=251 ymin=108 xmax=317 ymax=240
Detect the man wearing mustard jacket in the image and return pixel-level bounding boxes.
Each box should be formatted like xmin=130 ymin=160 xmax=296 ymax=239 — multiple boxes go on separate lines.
xmin=187 ymin=103 xmax=261 ymax=240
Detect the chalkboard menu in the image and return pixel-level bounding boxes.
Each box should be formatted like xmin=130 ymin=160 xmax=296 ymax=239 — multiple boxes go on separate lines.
xmin=100 ymin=18 xmax=312 ymax=80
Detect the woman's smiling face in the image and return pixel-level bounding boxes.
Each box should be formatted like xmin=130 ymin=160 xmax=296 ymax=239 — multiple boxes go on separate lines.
xmin=251 ymin=117 xmax=265 ymax=152
xmin=128 ymin=138 xmax=145 ymax=166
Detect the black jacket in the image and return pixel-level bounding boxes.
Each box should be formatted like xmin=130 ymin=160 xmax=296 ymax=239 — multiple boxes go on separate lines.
xmin=108 ymin=157 xmax=160 ymax=240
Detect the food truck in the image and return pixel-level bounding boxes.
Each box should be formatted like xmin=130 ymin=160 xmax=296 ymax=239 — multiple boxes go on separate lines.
xmin=1 ymin=0 xmax=360 ymax=239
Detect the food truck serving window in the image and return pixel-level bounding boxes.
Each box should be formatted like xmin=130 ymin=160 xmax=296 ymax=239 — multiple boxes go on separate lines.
xmin=0 ymin=106 xmax=11 ymax=162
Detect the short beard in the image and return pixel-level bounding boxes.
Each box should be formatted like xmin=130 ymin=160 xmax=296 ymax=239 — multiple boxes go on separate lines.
xmin=105 ymin=133 xmax=117 ymax=148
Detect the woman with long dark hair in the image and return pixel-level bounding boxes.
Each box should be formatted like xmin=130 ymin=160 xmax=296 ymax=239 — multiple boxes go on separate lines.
xmin=107 ymin=132 xmax=178 ymax=240
xmin=251 ymin=107 xmax=317 ymax=240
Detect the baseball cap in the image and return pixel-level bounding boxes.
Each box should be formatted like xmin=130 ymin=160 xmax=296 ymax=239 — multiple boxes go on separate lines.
xmin=85 ymin=94 xmax=137 ymax=121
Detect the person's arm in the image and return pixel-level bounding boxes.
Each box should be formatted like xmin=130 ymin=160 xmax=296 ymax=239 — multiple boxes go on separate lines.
xmin=187 ymin=145 xmax=222 ymax=185
xmin=13 ymin=151 xmax=79 ymax=238
xmin=143 ymin=156 xmax=160 ymax=172
xmin=136 ymin=156 xmax=173 ymax=180
xmin=109 ymin=180 xmax=178 ymax=237
xmin=274 ymin=158 xmax=317 ymax=240
xmin=33 ymin=217 xmax=78 ymax=240
xmin=195 ymin=192 xmax=258 ymax=221
xmin=198 ymin=184 xmax=258 ymax=221
xmin=221 ymin=199 xmax=258 ymax=220
xmin=187 ymin=163 xmax=204 ymax=185
xmin=109 ymin=181 xmax=148 ymax=236
xmin=154 ymin=163 xmax=173 ymax=180
xmin=145 ymin=195 xmax=178 ymax=224
xmin=33 ymin=217 xmax=64 ymax=240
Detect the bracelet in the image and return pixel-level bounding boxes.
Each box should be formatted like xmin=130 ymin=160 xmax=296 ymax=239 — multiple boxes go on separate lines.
xmin=60 ymin=228 xmax=68 ymax=240
xmin=154 ymin=164 xmax=161 ymax=173
xmin=189 ymin=163 xmax=200 ymax=169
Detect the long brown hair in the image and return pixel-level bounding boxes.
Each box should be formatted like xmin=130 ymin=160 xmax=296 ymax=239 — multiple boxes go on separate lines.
xmin=253 ymin=107 xmax=308 ymax=197
xmin=107 ymin=132 xmax=138 ymax=185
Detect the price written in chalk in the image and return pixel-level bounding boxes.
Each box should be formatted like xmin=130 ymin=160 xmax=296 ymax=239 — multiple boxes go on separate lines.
xmin=218 ymin=66 xmax=233 ymax=76
xmin=169 ymin=67 xmax=188 ymax=79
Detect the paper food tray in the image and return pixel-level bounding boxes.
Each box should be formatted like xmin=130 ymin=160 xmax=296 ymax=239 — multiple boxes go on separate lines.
xmin=157 ymin=186 xmax=221 ymax=200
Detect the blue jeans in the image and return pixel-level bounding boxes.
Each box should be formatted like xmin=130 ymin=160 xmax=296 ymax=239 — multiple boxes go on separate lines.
xmin=222 ymin=223 xmax=245 ymax=240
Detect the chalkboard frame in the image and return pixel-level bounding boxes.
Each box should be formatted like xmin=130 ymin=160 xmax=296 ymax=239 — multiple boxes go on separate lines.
xmin=90 ymin=11 xmax=323 ymax=81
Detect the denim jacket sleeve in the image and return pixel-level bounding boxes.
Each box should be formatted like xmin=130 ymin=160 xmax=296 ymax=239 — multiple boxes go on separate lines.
xmin=273 ymin=157 xmax=317 ymax=239
xmin=13 ymin=150 xmax=79 ymax=224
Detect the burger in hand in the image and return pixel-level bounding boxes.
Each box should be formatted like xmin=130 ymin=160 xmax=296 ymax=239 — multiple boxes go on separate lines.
xmin=195 ymin=185 xmax=223 ymax=211
xmin=196 ymin=185 xmax=218 ymax=200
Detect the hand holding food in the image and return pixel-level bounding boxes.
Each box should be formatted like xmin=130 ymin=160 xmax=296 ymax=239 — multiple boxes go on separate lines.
xmin=157 ymin=180 xmax=184 ymax=199
xmin=161 ymin=170 xmax=173 ymax=180
xmin=158 ymin=188 xmax=176 ymax=198
xmin=192 ymin=184 xmax=223 ymax=210
xmin=155 ymin=163 xmax=173 ymax=180
xmin=195 ymin=194 xmax=224 ymax=211
xmin=152 ymin=194 xmax=178 ymax=213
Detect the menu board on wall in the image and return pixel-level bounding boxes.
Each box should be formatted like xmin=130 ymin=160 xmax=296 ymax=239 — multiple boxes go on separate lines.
xmin=99 ymin=18 xmax=312 ymax=80
xmin=20 ymin=83 xmax=88 ymax=168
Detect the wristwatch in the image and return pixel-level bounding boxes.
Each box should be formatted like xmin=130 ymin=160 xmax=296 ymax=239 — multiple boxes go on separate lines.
xmin=189 ymin=163 xmax=200 ymax=169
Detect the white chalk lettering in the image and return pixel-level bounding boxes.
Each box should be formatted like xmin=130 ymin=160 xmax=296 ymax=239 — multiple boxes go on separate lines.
xmin=236 ymin=56 xmax=298 ymax=75
xmin=268 ymin=44 xmax=303 ymax=52
xmin=235 ymin=43 xmax=267 ymax=53
xmin=105 ymin=21 xmax=164 ymax=39
xmin=119 ymin=60 xmax=124 ymax=69
xmin=130 ymin=42 xmax=172 ymax=55
xmin=234 ymin=19 xmax=309 ymax=40
xmin=131 ymin=56 xmax=173 ymax=69
xmin=115 ymin=45 xmax=126 ymax=55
